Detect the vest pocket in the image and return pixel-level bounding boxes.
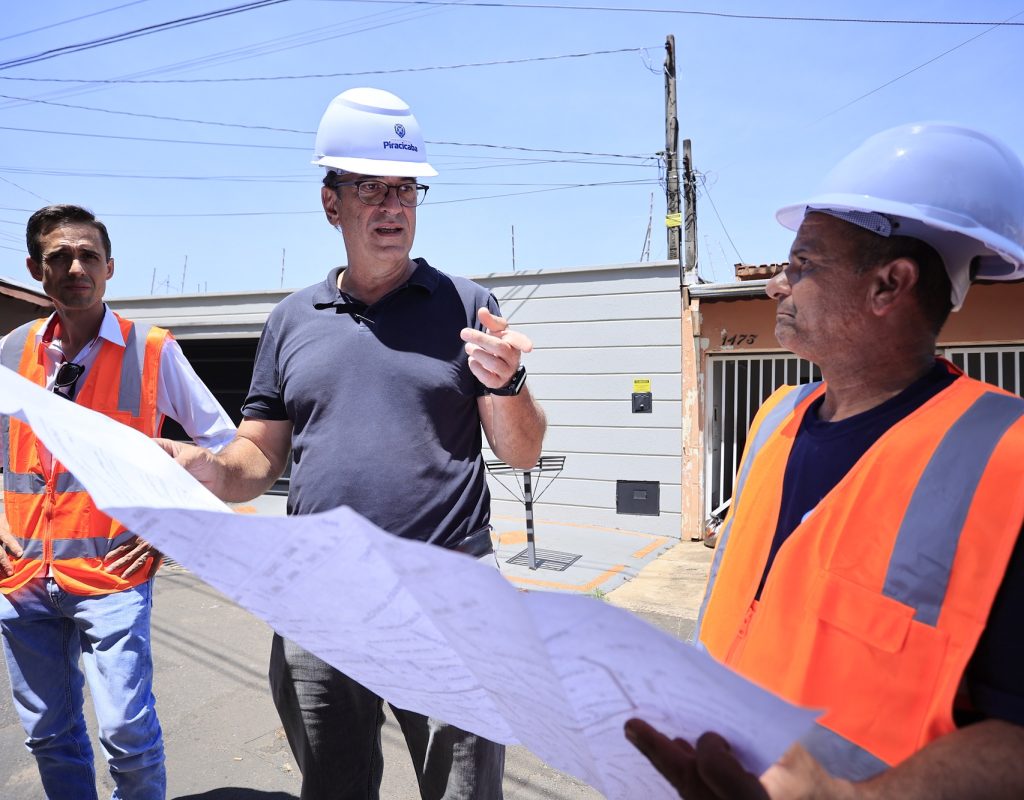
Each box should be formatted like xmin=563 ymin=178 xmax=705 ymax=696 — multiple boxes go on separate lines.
xmin=809 ymin=572 xmax=950 ymax=764
xmin=818 ymin=572 xmax=913 ymax=652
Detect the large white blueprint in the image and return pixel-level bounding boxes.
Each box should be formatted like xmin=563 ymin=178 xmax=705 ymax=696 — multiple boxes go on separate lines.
xmin=0 ymin=365 xmax=817 ymax=798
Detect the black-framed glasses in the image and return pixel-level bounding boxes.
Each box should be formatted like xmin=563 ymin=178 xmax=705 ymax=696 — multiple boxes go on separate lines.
xmin=53 ymin=361 xmax=85 ymax=401
xmin=330 ymin=179 xmax=429 ymax=208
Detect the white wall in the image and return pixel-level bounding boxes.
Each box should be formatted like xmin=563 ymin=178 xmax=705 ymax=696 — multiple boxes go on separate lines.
xmin=475 ymin=261 xmax=684 ymax=538
xmin=111 ymin=261 xmax=686 ymax=538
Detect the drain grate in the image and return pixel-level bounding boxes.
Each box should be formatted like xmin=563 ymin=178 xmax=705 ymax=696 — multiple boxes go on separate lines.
xmin=506 ymin=548 xmax=582 ymax=572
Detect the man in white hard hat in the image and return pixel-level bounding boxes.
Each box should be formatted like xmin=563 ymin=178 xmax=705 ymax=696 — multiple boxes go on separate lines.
xmin=162 ymin=88 xmax=546 ymax=799
xmin=625 ymin=122 xmax=1024 ymax=798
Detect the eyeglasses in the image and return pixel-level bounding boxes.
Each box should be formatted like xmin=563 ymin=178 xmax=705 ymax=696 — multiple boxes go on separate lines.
xmin=330 ymin=179 xmax=429 ymax=208
xmin=53 ymin=361 xmax=85 ymax=401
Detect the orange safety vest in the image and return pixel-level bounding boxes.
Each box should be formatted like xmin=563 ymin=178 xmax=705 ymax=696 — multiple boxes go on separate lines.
xmin=1 ymin=313 xmax=169 ymax=596
xmin=694 ymin=365 xmax=1024 ymax=780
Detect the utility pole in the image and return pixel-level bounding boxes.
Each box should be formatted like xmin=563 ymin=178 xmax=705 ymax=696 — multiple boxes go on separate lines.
xmin=280 ymin=248 xmax=286 ymax=288
xmin=682 ymin=138 xmax=698 ymax=285
xmin=180 ymin=255 xmax=188 ymax=294
xmin=511 ymin=225 xmax=517 ymax=271
xmin=664 ymin=34 xmax=680 ymax=263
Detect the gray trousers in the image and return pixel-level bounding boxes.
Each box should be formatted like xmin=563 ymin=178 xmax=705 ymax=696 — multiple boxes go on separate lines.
xmin=269 ymin=634 xmax=505 ymax=800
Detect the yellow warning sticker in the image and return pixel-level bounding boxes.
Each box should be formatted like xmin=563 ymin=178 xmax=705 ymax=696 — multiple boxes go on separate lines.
xmin=633 ymin=378 xmax=651 ymax=393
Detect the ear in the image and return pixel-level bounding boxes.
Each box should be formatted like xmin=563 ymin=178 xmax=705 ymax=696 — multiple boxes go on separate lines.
xmin=321 ymin=185 xmax=341 ymax=227
xmin=26 ymin=256 xmax=42 ymax=282
xmin=869 ymin=257 xmax=918 ymax=317
xmin=106 ymin=257 xmax=115 ymax=280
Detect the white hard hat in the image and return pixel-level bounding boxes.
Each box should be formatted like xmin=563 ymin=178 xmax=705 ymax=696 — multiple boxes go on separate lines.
xmin=776 ymin=122 xmax=1024 ymax=310
xmin=312 ymin=87 xmax=437 ymax=178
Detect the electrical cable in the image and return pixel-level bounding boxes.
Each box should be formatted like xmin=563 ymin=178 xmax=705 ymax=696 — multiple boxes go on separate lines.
xmin=0 ymin=1 xmax=155 ymax=45
xmin=811 ymin=10 xmax=1024 ymax=123
xmin=0 ymin=92 xmax=653 ymax=160
xmin=0 ymin=178 xmax=659 ymax=218
xmin=0 ymin=0 xmax=291 ymax=72
xmin=0 ymin=46 xmax=648 ymax=84
xmin=314 ymin=1 xmax=1024 ymax=26
xmin=696 ymin=173 xmax=743 ymax=264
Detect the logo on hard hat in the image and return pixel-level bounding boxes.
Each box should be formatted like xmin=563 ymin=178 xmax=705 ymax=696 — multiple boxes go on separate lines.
xmin=394 ymin=124 xmax=406 ymax=138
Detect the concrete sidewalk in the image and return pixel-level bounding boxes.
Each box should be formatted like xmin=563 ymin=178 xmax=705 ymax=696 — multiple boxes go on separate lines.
xmin=0 ymin=525 xmax=713 ymax=799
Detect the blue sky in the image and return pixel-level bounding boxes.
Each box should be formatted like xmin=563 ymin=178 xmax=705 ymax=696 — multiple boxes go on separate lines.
xmin=1 ymin=0 xmax=1022 ymax=297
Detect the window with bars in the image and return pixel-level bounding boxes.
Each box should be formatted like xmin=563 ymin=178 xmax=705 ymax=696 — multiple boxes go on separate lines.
xmin=943 ymin=346 xmax=1024 ymax=396
xmin=704 ymin=354 xmax=820 ymax=517
xmin=703 ymin=346 xmax=1024 ymax=519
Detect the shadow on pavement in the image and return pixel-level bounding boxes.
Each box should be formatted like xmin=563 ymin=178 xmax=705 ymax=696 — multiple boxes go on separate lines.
xmin=174 ymin=791 xmax=298 ymax=800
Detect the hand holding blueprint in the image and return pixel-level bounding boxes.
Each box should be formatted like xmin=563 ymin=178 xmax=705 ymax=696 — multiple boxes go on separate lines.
xmin=0 ymin=365 xmax=817 ymax=798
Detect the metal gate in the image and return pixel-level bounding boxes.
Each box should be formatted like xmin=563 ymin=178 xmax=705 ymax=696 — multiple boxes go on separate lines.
xmin=704 ymin=354 xmax=820 ymax=517
xmin=943 ymin=345 xmax=1024 ymax=396
xmin=704 ymin=345 xmax=1024 ymax=518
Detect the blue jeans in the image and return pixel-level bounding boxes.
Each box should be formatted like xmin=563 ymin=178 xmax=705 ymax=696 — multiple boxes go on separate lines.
xmin=270 ymin=634 xmax=505 ymax=800
xmin=0 ymin=578 xmax=165 ymax=800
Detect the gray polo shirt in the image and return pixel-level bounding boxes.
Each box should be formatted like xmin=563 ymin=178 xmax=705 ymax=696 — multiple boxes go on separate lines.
xmin=242 ymin=258 xmax=499 ymax=550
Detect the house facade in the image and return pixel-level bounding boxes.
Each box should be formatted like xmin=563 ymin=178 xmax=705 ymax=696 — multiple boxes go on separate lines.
xmin=23 ymin=261 xmax=1020 ymax=543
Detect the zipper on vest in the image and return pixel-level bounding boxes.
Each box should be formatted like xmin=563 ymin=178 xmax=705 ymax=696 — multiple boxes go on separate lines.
xmin=43 ymin=478 xmax=56 ymax=566
xmin=726 ymin=601 xmax=758 ymax=663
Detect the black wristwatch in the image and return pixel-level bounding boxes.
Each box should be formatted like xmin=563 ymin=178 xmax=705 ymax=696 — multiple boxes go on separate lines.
xmin=486 ymin=365 xmax=527 ymax=396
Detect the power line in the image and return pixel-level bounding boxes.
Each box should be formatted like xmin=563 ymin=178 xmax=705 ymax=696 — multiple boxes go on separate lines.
xmin=0 ymin=46 xmax=647 ymax=84
xmin=0 ymin=0 xmax=292 ymax=72
xmin=0 ymin=179 xmax=658 ymax=218
xmin=0 ymin=175 xmax=49 ymax=204
xmin=0 ymin=0 xmax=459 ymax=110
xmin=317 ymin=1 xmax=1024 ymax=26
xmin=429 ymin=178 xmax=657 ymax=204
xmin=0 ymin=166 xmax=648 ymax=187
xmin=0 ymin=1 xmax=155 ymax=44
xmin=0 ymin=124 xmax=656 ymax=167
xmin=429 ymin=139 xmax=649 ymax=159
xmin=0 ymin=124 xmax=307 ymax=151
xmin=0 ymin=92 xmax=310 ymax=134
xmin=696 ymin=173 xmax=742 ymax=264
xmin=811 ymin=10 xmax=1024 ymax=123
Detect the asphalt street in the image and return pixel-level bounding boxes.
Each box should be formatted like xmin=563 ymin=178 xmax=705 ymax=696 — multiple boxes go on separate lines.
xmin=0 ymin=542 xmax=711 ymax=798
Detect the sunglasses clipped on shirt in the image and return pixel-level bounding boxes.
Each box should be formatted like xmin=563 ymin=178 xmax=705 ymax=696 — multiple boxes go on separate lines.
xmin=53 ymin=361 xmax=85 ymax=401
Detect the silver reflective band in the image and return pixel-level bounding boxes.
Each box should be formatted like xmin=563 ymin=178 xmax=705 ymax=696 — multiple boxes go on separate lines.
xmin=9 ymin=530 xmax=137 ymax=561
xmin=801 ymin=723 xmax=889 ymax=781
xmin=118 ymin=322 xmax=151 ymax=416
xmin=884 ymin=391 xmax=1024 ymax=625
xmin=3 ymin=470 xmax=88 ymax=494
xmin=693 ymin=382 xmax=821 ymax=639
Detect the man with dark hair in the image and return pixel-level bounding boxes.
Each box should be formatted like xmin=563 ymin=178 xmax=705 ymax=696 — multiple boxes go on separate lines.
xmin=627 ymin=123 xmax=1024 ymax=798
xmin=25 ymin=203 xmax=112 ymax=266
xmin=0 ymin=204 xmax=235 ymax=800
xmin=163 ymin=88 xmax=546 ymax=800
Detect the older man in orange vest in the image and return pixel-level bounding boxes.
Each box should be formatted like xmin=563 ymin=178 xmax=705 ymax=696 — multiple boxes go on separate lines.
xmin=0 ymin=204 xmax=235 ymax=800
xmin=626 ymin=123 xmax=1024 ymax=798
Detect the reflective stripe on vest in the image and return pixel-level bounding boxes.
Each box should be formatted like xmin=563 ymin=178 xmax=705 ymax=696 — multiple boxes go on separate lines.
xmin=886 ymin=391 xmax=1024 ymax=625
xmin=1 ymin=313 xmax=167 ymax=596
xmin=801 ymin=724 xmax=889 ymax=782
xmin=695 ymin=373 xmax=1024 ymax=777
xmin=118 ymin=321 xmax=147 ymax=416
xmin=12 ymin=529 xmax=137 ymax=561
xmin=693 ymin=382 xmax=823 ymax=643
xmin=3 ymin=470 xmax=87 ymax=495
